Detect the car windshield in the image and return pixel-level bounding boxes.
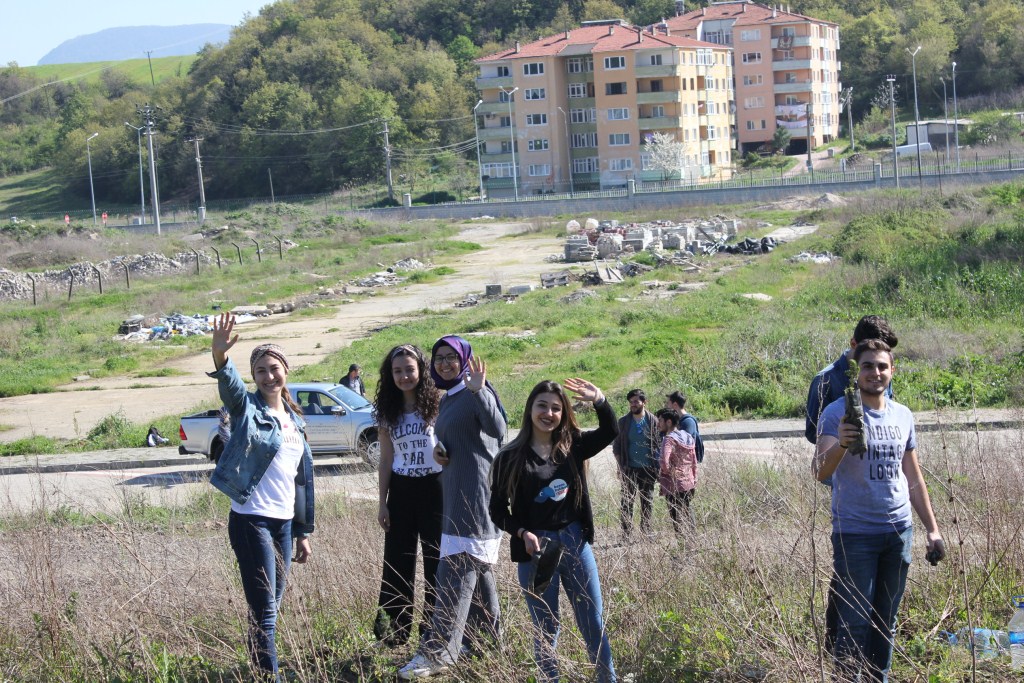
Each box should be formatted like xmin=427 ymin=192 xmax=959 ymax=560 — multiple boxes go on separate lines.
xmin=330 ymin=385 xmax=371 ymax=410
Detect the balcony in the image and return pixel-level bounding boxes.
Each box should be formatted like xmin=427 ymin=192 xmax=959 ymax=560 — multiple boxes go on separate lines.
xmin=773 ymin=80 xmax=813 ymax=94
xmin=634 ymin=64 xmax=680 ymax=78
xmin=773 ymin=59 xmax=813 ymax=71
xmin=636 ymin=91 xmax=680 ymax=104
xmin=771 ymin=35 xmax=811 ymax=49
xmin=569 ymin=148 xmax=598 ymax=159
xmin=479 ymin=126 xmax=513 ymax=141
xmin=638 ymin=116 xmax=684 ymax=130
xmin=477 ymin=101 xmax=510 ymax=116
xmin=480 ymin=151 xmax=514 ymax=163
xmin=475 ymin=75 xmax=513 ymax=89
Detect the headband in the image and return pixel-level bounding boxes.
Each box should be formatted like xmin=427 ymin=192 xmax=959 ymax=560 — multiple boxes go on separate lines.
xmin=250 ymin=344 xmax=290 ymax=375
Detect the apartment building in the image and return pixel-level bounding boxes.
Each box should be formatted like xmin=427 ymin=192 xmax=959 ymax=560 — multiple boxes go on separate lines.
xmin=664 ymin=1 xmax=841 ymax=155
xmin=475 ymin=21 xmax=734 ymax=197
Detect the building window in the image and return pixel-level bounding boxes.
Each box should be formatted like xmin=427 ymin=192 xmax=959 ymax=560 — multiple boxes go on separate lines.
xmin=761 ymin=119 xmax=767 ymax=129
xmin=607 ymin=108 xmax=630 ymax=120
xmin=570 ymin=108 xmax=597 ymax=123
xmin=525 ymin=88 xmax=546 ymax=100
xmin=744 ymin=97 xmax=764 ymax=109
xmin=640 ymin=153 xmax=653 ymax=170
xmin=573 ymin=157 xmax=599 ymax=173
xmin=785 ymin=72 xmax=797 ymax=83
xmin=742 ymin=52 xmax=762 ymax=64
xmin=604 ymin=56 xmax=626 ymax=70
xmin=528 ymin=139 xmax=549 ymax=151
xmin=609 ymin=133 xmax=631 ymax=146
xmin=778 ymin=49 xmax=793 ymax=61
xmin=568 ymin=82 xmax=587 ymax=98
xmin=500 ymin=140 xmax=514 ymax=153
xmin=482 ymin=162 xmax=517 ymax=178
xmin=609 ymin=158 xmax=633 ymax=171
xmin=499 ymin=116 xmax=511 ymax=128
xmin=571 ymin=132 xmax=598 ymax=148
xmin=566 ymin=56 xmax=593 ymax=73
xmin=696 ymin=49 xmax=714 ymax=65
xmin=525 ymin=113 xmax=548 ymax=126
xmin=496 ymin=65 xmax=510 ymax=77
xmin=785 ymin=96 xmax=801 ymax=105
xmin=499 ymin=90 xmax=513 ymax=103
xmin=523 ymin=62 xmax=544 ymax=76
xmin=746 ymin=120 xmax=755 ymax=130
xmin=650 ymin=80 xmax=663 ymax=92
xmin=740 ymin=29 xmax=761 ymax=41
xmin=528 ymin=164 xmax=551 ymax=176
xmin=605 ymin=82 xmax=627 ymax=95
xmin=650 ymin=54 xmax=663 ymax=66
xmin=651 ymin=105 xmax=665 ymax=118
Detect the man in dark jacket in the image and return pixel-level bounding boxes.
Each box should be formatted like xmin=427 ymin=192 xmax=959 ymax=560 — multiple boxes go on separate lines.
xmin=339 ymin=363 xmax=365 ymax=396
xmin=612 ymin=389 xmax=661 ymax=538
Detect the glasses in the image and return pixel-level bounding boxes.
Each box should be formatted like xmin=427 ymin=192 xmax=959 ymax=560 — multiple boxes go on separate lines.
xmin=434 ymin=354 xmax=460 ymax=367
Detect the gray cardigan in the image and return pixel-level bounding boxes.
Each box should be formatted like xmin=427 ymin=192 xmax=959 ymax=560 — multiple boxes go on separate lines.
xmin=434 ymin=386 xmax=506 ymax=541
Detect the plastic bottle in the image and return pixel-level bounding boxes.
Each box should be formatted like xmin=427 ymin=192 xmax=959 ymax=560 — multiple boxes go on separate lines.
xmin=946 ymin=627 xmax=1009 ymax=658
xmin=1010 ymin=594 xmax=1024 ymax=670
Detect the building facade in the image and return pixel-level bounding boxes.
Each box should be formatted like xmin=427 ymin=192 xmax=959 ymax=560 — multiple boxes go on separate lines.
xmin=475 ymin=21 xmax=734 ymax=197
xmin=664 ymin=1 xmax=841 ymax=155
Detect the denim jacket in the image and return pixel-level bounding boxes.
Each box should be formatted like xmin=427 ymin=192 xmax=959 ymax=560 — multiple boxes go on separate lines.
xmin=207 ymin=358 xmax=315 ymax=537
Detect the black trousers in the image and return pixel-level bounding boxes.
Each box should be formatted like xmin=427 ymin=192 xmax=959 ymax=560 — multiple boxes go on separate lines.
xmin=620 ymin=466 xmax=658 ymax=535
xmin=375 ymin=472 xmax=443 ymax=645
xmin=665 ymin=488 xmax=696 ymax=534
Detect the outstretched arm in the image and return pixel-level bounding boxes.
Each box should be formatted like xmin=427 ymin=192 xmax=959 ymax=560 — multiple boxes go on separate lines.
xmin=211 ymin=313 xmax=239 ymax=371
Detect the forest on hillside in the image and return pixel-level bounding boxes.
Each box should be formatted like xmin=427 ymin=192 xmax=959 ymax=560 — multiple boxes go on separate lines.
xmin=1 ymin=0 xmax=1023 ymax=204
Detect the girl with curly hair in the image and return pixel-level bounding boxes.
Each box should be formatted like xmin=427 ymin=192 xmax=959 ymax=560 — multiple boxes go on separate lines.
xmin=373 ymin=344 xmax=443 ymax=646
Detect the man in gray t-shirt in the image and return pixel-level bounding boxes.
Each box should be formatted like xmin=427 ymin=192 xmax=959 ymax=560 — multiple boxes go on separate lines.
xmin=812 ymin=339 xmax=945 ymax=682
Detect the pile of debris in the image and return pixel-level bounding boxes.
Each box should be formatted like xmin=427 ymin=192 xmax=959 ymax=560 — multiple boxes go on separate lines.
xmin=561 ymin=216 xmax=741 ymax=263
xmin=115 ymin=310 xmax=263 ymax=343
xmin=790 ymin=252 xmax=837 ymax=264
xmin=721 ymin=236 xmax=777 ymax=255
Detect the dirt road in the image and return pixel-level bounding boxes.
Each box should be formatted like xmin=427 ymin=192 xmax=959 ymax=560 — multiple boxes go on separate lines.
xmin=0 ymin=222 xmax=562 ymax=443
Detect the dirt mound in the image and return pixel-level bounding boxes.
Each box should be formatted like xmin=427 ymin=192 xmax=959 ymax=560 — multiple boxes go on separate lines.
xmin=756 ymin=193 xmax=849 ymax=212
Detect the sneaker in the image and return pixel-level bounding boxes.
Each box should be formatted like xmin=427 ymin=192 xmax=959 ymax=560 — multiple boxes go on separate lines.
xmin=397 ymin=652 xmax=448 ymax=680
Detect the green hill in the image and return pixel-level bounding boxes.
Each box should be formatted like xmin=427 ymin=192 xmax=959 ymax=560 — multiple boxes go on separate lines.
xmin=24 ymin=55 xmax=197 ymax=87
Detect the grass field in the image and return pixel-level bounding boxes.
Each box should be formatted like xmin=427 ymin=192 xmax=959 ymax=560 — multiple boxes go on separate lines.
xmin=23 ymin=54 xmax=198 ymax=88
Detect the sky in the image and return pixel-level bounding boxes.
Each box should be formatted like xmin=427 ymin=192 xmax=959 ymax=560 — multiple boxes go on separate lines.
xmin=2 ymin=0 xmax=274 ymax=67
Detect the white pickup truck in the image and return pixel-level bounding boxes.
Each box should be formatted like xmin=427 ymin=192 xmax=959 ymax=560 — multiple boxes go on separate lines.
xmin=178 ymin=382 xmax=380 ymax=466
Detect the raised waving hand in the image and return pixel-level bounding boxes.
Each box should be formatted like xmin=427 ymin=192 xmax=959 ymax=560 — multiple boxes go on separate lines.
xmin=211 ymin=313 xmax=239 ymax=370
xmin=465 ymin=356 xmax=487 ymax=394
xmin=564 ymin=377 xmax=604 ymax=404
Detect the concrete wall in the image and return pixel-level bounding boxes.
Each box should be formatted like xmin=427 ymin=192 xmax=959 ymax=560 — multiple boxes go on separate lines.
xmin=339 ymin=167 xmax=1024 ymax=222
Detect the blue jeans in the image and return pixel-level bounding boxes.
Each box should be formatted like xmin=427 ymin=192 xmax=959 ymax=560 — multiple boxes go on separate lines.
xmin=517 ymin=522 xmax=615 ymax=683
xmin=229 ymin=512 xmax=293 ymax=682
xmin=831 ymin=528 xmax=912 ymax=682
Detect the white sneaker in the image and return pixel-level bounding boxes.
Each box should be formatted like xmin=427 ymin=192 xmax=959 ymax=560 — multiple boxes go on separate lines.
xmin=397 ymin=652 xmax=448 ymax=680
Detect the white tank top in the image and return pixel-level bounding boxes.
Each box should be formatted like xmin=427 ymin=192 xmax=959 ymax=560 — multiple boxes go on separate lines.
xmin=232 ymin=408 xmax=304 ymax=519
xmin=390 ymin=411 xmax=441 ymax=477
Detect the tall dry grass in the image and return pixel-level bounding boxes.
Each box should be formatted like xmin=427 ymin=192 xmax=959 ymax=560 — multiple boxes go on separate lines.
xmin=1 ymin=418 xmax=1023 ymax=681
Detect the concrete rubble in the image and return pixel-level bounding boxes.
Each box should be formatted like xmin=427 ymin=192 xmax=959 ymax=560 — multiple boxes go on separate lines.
xmin=790 ymin=252 xmax=837 ymax=264
xmin=561 ymin=216 xmax=741 ymax=263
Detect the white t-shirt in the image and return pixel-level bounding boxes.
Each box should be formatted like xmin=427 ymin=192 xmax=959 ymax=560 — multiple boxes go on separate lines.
xmin=390 ymin=411 xmax=441 ymax=477
xmin=232 ymin=408 xmax=304 ymax=519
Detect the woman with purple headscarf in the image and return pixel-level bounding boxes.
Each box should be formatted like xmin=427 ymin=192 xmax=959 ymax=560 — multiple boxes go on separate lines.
xmin=398 ymin=336 xmax=507 ymax=680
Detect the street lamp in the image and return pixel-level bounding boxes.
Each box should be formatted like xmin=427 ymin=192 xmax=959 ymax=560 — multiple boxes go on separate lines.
xmin=500 ymin=86 xmax=519 ymax=201
xmin=939 ymin=79 xmax=949 ymax=166
xmin=906 ymin=45 xmax=923 ymax=187
xmin=86 ymin=132 xmax=99 ymax=225
xmin=473 ymin=99 xmax=484 ymax=202
xmin=887 ymin=75 xmax=899 ymax=188
xmin=951 ymin=61 xmax=960 ymax=172
xmin=125 ymin=122 xmax=146 ymax=224
xmin=557 ymin=106 xmax=574 ymax=195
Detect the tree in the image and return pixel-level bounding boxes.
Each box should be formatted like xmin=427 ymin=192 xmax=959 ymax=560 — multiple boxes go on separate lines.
xmin=771 ymin=126 xmax=792 ymax=154
xmin=643 ymin=132 xmax=687 ymax=179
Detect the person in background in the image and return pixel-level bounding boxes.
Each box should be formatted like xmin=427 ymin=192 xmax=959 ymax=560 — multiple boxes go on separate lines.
xmin=146 ymin=425 xmax=169 ymax=447
xmin=489 ymin=377 xmax=618 ymax=683
xmin=813 ymin=339 xmax=944 ymax=682
xmin=207 ymin=313 xmax=314 ymax=682
xmin=372 ymin=344 xmax=443 ymax=647
xmin=340 ymin=363 xmax=366 ymax=396
xmin=398 ymin=335 xmax=506 ymax=680
xmin=611 ymin=389 xmax=660 ymax=539
xmin=655 ymin=408 xmax=697 ymax=534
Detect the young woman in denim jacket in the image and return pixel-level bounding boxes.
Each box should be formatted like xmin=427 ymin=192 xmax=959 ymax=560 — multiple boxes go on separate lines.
xmin=489 ymin=378 xmax=618 ymax=683
xmin=208 ymin=313 xmax=315 ymax=682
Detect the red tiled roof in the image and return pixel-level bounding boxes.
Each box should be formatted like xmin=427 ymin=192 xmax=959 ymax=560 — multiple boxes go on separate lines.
xmin=664 ymin=0 xmax=837 ymax=29
xmin=476 ymin=23 xmax=724 ymax=63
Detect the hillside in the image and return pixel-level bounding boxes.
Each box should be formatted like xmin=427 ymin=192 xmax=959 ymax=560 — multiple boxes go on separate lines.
xmin=38 ymin=24 xmax=231 ymax=65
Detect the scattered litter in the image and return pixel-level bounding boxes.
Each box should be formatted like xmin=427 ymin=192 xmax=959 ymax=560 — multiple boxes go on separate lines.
xmin=393 ymin=258 xmax=426 ymax=270
xmin=454 ymin=295 xmax=479 ymax=308
xmin=790 ymin=252 xmax=836 ymax=264
xmin=561 ymin=289 xmax=596 ymax=303
xmin=506 ymin=330 xmax=536 ymax=339
xmin=541 ymin=271 xmax=573 ymax=288
xmin=619 ymin=262 xmax=654 ymax=277
xmin=354 ymin=272 xmax=402 ymax=287
xmin=740 ymin=293 xmax=773 ymax=301
xmin=721 ymin=237 xmax=777 ymax=255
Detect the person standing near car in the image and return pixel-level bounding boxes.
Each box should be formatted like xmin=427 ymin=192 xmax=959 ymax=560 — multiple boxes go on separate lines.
xmin=398 ymin=335 xmax=507 ymax=680
xmin=373 ymin=344 xmax=443 ymax=647
xmin=207 ymin=313 xmax=314 ymax=682
xmin=340 ymin=363 xmax=366 ymax=396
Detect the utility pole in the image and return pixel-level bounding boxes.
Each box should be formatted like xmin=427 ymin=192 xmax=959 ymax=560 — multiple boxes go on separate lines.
xmin=380 ymin=119 xmax=394 ymax=203
xmin=144 ymin=50 xmax=156 ymax=86
xmin=907 ymin=46 xmax=923 ymax=189
xmin=842 ymin=87 xmax=854 ymax=151
xmin=136 ymin=103 xmax=161 ymax=234
xmin=268 ymin=168 xmax=275 ymax=204
xmin=188 ymin=137 xmax=207 ymax=222
xmin=887 ymin=75 xmax=899 ymax=189
xmin=125 ymin=122 xmax=146 ymax=224
xmin=805 ymin=102 xmax=813 ymax=174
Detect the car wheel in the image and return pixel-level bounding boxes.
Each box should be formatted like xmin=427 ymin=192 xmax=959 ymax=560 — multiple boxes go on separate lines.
xmin=209 ymin=439 xmax=224 ymax=465
xmin=358 ymin=430 xmax=380 ymax=468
